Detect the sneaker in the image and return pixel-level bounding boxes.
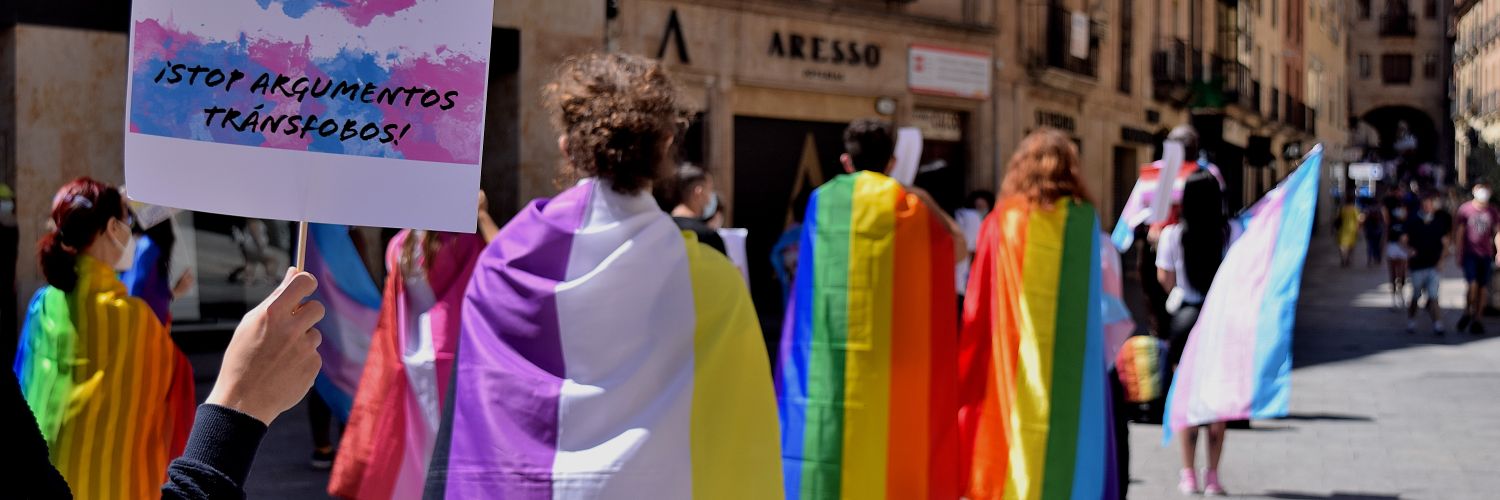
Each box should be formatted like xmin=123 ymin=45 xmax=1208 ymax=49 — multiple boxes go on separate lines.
xmin=1434 ymin=323 xmax=1446 ymax=336
xmin=1458 ymin=314 xmax=1473 ymax=332
xmin=310 ymin=447 xmax=335 ymax=470
xmin=1178 ymin=468 xmax=1199 ymax=495
xmin=1202 ymin=469 xmax=1227 ymax=496
xmin=1406 ymin=321 xmax=1417 ymax=334
xmin=1472 ymin=321 xmax=1486 ymax=336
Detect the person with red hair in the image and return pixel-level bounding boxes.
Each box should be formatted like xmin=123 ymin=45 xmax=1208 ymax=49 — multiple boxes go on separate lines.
xmin=13 ymin=177 xmax=196 ymax=498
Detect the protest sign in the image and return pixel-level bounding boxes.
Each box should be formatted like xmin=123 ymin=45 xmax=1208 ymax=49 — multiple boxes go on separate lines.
xmin=125 ymin=0 xmax=493 ymax=232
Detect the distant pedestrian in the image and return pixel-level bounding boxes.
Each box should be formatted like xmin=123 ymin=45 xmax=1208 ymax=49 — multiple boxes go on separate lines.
xmin=660 ymin=162 xmax=727 ymax=254
xmin=1405 ymin=192 xmax=1452 ymax=335
xmin=1384 ymin=193 xmax=1412 ymax=310
xmin=1454 ymin=182 xmax=1500 ymax=335
xmin=1361 ymin=198 xmax=1385 ymax=267
xmin=1338 ymin=193 xmax=1360 ymax=267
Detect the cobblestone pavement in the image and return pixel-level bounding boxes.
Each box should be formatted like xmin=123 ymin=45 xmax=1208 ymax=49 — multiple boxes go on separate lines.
xmin=1125 ymin=232 xmax=1500 ymax=500
xmin=200 ymin=232 xmax=1500 ymax=499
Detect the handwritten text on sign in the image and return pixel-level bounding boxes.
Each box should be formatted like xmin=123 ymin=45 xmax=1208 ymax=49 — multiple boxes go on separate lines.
xmin=124 ymin=0 xmax=493 ymax=232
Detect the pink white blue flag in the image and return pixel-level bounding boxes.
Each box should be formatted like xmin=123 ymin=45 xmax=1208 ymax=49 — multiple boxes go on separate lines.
xmin=1164 ymin=146 xmax=1322 ymax=437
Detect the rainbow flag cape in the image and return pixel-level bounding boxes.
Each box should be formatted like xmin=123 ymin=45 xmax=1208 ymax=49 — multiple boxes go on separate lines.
xmin=425 ymin=179 xmax=783 ymax=499
xmin=959 ymin=196 xmax=1115 ymax=500
xmin=13 ymin=256 xmax=195 ymax=499
xmin=1164 ymin=147 xmax=1321 ymax=437
xmin=1115 ymin=336 xmax=1167 ymax=403
xmin=775 ymin=171 xmax=959 ymax=500
xmin=305 ymin=224 xmax=382 ymax=421
xmin=1110 ymin=160 xmax=1224 ymax=251
xmin=330 ymin=230 xmax=484 ymax=500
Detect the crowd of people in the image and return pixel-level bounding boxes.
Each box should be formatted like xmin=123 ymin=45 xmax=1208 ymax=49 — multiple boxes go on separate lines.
xmin=1 ymin=52 xmax=1356 ymax=499
xmin=1335 ymin=177 xmax=1500 ymax=336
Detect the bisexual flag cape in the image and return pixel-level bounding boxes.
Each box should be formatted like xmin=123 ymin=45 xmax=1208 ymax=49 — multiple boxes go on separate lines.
xmin=775 ymin=171 xmax=960 ymax=500
xmin=13 ymin=256 xmax=195 ymax=499
xmin=304 ymin=224 xmax=382 ymax=421
xmin=330 ymin=230 xmax=484 ymax=500
xmin=1110 ymin=160 xmax=1224 ymax=251
xmin=1164 ymin=147 xmax=1321 ymax=437
xmin=424 ymin=179 xmax=783 ymax=499
xmin=959 ymin=196 xmax=1115 ymax=500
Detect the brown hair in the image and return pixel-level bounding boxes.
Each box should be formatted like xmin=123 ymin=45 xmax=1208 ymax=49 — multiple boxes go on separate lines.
xmin=398 ymin=230 xmax=444 ymax=276
xmin=40 ymin=177 xmax=127 ymax=292
xmin=544 ymin=53 xmax=681 ymax=195
xmin=843 ymin=118 xmax=895 ymax=172
xmin=1001 ymin=128 xmax=1095 ymax=206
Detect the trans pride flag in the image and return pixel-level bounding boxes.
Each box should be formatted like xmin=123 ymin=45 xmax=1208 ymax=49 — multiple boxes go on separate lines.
xmin=329 ymin=230 xmax=484 ymax=500
xmin=960 ymin=196 xmax=1115 ymax=500
xmin=304 ymin=223 xmax=381 ymax=420
xmin=776 ymin=171 xmax=960 ymax=500
xmin=1110 ymin=160 xmax=1224 ymax=251
xmin=1164 ymin=147 xmax=1322 ymax=436
xmin=425 ymin=180 xmax=783 ymax=499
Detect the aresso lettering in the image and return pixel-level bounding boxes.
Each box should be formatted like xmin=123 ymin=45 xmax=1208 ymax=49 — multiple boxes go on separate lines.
xmin=768 ymin=31 xmax=880 ymax=68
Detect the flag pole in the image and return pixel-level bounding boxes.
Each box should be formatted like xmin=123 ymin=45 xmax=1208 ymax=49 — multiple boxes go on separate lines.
xmin=294 ymin=220 xmax=309 ymax=271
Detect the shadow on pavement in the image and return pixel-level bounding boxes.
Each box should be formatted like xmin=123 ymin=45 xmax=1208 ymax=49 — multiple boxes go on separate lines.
xmin=1263 ymin=492 xmax=1401 ymax=500
xmin=1273 ymin=412 xmax=1374 ymax=422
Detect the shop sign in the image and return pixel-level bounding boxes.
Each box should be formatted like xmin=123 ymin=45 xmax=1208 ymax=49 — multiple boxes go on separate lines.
xmin=1035 ymin=110 xmax=1076 ymax=133
xmin=1348 ymin=162 xmax=1384 ymax=181
xmin=912 ymin=108 xmax=963 ymax=142
xmin=768 ymin=31 xmax=881 ymax=68
xmin=1121 ymin=126 xmax=1155 ymax=145
xmin=908 ymin=44 xmax=991 ymax=99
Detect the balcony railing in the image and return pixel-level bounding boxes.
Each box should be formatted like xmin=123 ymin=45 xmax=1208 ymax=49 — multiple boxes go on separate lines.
xmin=1212 ymin=56 xmax=1251 ymax=105
xmin=1151 ymin=38 xmax=1189 ymax=103
xmin=1380 ymin=13 xmax=1416 ymax=37
xmin=1285 ymin=97 xmax=1307 ymax=132
xmin=1247 ymin=80 xmax=1262 ymax=115
xmin=1269 ymin=88 xmax=1280 ymax=121
xmin=1043 ymin=5 xmax=1098 ymax=78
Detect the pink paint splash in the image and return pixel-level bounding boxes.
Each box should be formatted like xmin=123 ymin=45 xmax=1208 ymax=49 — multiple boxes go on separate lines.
xmin=379 ymin=54 xmax=486 ymax=164
xmin=339 ymin=0 xmax=421 ymax=27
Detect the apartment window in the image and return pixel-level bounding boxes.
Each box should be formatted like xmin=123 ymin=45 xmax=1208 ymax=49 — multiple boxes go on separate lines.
xmin=1382 ymin=53 xmax=1413 ymax=84
xmin=1425 ymin=0 xmax=1437 ymax=18
xmin=1119 ymin=0 xmax=1135 ymax=94
xmin=1358 ymin=53 xmax=1371 ymax=78
xmin=1423 ymin=53 xmax=1438 ymax=78
xmin=1358 ymin=0 xmax=1370 ymax=19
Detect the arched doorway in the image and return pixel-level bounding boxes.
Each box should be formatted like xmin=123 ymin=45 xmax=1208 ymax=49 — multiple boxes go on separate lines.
xmin=1361 ymin=105 xmax=1439 ymax=163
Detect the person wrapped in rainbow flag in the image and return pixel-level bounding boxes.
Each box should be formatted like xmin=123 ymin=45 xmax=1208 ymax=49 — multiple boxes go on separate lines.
xmin=13 ymin=178 xmax=195 ymax=499
xmin=960 ymin=130 xmax=1118 ymax=500
xmin=775 ymin=118 xmax=967 ymax=500
xmin=423 ymin=53 xmax=782 ymax=499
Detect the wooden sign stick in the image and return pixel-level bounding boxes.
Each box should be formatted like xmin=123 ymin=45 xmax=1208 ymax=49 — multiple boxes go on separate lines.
xmin=294 ymin=220 xmax=309 ymax=271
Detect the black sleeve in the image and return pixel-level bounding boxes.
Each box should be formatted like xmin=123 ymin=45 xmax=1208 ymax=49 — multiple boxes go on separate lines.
xmin=698 ymin=229 xmax=727 ymax=255
xmin=3 ymin=371 xmax=72 ymax=498
xmin=161 ymin=404 xmax=268 ymax=500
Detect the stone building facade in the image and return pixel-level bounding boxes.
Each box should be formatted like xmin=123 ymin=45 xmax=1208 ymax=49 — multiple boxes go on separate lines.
xmin=1454 ymin=0 xmax=1499 ymax=184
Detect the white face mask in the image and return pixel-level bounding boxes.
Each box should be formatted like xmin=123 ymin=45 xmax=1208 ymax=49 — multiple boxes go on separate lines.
xmin=111 ymin=219 xmax=137 ymax=272
xmin=701 ymin=192 xmax=719 ymax=221
xmin=1475 ymin=188 xmax=1492 ymax=203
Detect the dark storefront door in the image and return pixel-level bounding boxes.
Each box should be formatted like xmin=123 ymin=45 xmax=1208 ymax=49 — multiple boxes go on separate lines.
xmin=1112 ymin=146 xmax=1139 ymax=226
xmin=733 ymin=116 xmax=850 ymax=356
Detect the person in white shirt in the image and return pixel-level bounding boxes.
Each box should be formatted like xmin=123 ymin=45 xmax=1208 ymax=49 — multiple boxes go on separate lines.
xmin=1155 ymin=169 xmax=1234 ymax=496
